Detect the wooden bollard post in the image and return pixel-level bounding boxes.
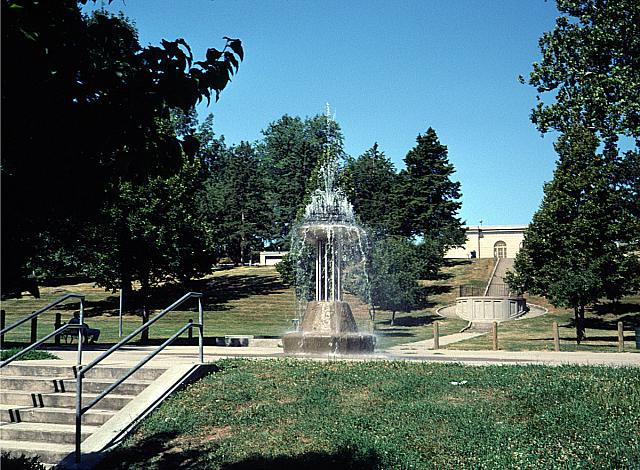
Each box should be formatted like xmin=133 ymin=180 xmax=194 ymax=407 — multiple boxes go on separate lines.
xmin=30 ymin=317 xmax=38 ymax=344
xmin=618 ymin=321 xmax=624 ymax=353
xmin=433 ymin=321 xmax=440 ymax=350
xmin=553 ymin=321 xmax=560 ymax=352
xmin=1 ymin=310 xmax=5 ymax=346
xmin=492 ymin=321 xmax=498 ymax=351
xmin=55 ymin=313 xmax=62 ymax=345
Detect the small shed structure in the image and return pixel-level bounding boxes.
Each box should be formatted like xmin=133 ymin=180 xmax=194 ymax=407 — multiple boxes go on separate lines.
xmin=259 ymin=251 xmax=288 ymax=266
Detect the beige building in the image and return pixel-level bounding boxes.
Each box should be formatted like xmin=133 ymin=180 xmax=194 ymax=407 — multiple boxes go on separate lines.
xmin=445 ymin=225 xmax=527 ymax=259
xmin=259 ymin=251 xmax=288 ymax=266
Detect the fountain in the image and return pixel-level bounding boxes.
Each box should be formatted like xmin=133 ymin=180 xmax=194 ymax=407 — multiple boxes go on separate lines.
xmin=282 ymin=108 xmax=376 ymax=355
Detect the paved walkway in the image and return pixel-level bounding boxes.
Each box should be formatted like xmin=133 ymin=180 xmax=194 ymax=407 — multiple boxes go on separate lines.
xmin=386 ymin=332 xmax=486 ymax=355
xmin=37 ymin=341 xmax=640 ymax=368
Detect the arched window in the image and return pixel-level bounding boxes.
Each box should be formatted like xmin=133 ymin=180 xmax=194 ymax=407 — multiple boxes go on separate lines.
xmin=494 ymin=241 xmax=507 ymax=258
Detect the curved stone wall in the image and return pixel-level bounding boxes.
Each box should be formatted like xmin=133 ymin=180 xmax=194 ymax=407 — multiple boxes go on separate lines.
xmin=455 ymin=296 xmax=527 ymax=322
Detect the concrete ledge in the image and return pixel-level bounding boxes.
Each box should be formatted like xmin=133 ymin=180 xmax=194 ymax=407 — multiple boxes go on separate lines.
xmin=456 ymin=296 xmax=527 ymax=322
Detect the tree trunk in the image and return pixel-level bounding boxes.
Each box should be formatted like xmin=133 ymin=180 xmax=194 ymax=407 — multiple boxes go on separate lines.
xmin=390 ymin=310 xmax=396 ymax=326
xmin=574 ymin=304 xmax=586 ymax=344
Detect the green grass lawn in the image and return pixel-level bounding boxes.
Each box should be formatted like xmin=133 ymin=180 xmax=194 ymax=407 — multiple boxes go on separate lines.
xmin=447 ymin=294 xmax=640 ymax=353
xmin=373 ymin=259 xmax=493 ymax=349
xmin=1 ymin=267 xmax=296 ymax=346
xmin=96 ymin=359 xmax=640 ymax=470
xmin=3 ymin=261 xmax=637 ymax=352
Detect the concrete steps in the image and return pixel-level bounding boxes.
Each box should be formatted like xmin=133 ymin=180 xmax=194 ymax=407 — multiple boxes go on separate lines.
xmin=0 ymin=404 xmax=114 ymax=426
xmin=0 ymin=439 xmax=75 ymax=466
xmin=0 ymin=361 xmax=166 ymax=468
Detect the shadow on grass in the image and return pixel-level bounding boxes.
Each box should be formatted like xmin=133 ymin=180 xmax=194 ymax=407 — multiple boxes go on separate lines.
xmin=565 ymin=313 xmax=640 ymax=331
xmin=34 ymin=272 xmax=289 ymax=317
xmin=222 ymin=447 xmax=382 ymax=470
xmin=377 ymin=313 xmax=441 ymax=328
xmin=96 ymin=432 xmax=382 ymax=470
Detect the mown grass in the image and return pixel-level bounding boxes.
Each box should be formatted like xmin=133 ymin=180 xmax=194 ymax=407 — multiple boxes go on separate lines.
xmin=1 ymin=267 xmax=296 ymax=345
xmin=1 ymin=261 xmax=492 ymax=350
xmin=447 ymin=294 xmax=640 ymax=353
xmin=4 ymin=260 xmax=636 ymax=352
xmin=96 ymin=359 xmax=640 ymax=469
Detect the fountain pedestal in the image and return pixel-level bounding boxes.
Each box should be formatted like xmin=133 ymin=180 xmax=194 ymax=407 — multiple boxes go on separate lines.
xmin=283 ymin=301 xmax=376 ymax=355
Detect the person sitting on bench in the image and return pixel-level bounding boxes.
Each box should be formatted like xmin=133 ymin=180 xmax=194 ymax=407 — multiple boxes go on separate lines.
xmin=69 ymin=313 xmax=100 ymax=344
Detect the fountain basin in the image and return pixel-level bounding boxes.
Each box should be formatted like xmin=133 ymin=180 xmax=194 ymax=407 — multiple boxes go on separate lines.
xmin=283 ymin=332 xmax=376 ymax=355
xmin=283 ymin=300 xmax=376 ymax=355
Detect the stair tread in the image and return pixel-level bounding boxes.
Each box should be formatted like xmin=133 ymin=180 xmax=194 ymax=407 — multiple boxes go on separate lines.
xmin=0 ymin=421 xmax=101 ymax=433
xmin=1 ymin=389 xmax=138 ymax=399
xmin=0 ymin=374 xmax=155 ymax=384
xmin=0 ymin=403 xmax=115 ymax=415
xmin=0 ymin=438 xmax=75 ymax=452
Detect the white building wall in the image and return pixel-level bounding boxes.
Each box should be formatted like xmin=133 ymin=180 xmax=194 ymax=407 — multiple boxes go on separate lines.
xmin=259 ymin=251 xmax=288 ymax=266
xmin=445 ymin=225 xmax=527 ymax=259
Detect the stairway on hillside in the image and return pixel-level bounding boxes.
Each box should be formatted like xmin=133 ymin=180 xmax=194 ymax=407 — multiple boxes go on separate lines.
xmin=484 ymin=258 xmax=514 ymax=296
xmin=0 ymin=362 xmax=166 ymax=468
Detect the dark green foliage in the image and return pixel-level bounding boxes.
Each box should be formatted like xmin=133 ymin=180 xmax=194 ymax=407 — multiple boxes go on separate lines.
xmin=370 ymin=236 xmax=424 ymax=323
xmin=1 ymin=1 xmax=242 ymax=292
xmin=507 ymin=126 xmax=640 ymax=342
xmin=275 ymin=254 xmax=295 ymax=285
xmin=522 ymin=0 xmax=640 ymax=146
xmin=88 ymin=158 xmax=214 ymax=302
xmin=97 ymin=359 xmax=640 ymax=470
xmin=198 ymin=142 xmax=271 ymax=264
xmin=0 ymin=348 xmax=59 ymax=361
xmin=342 ymin=143 xmax=402 ymax=235
xmin=0 ymin=453 xmax=46 ymax=470
xmin=398 ymin=128 xmax=465 ymax=256
xmin=260 ymin=115 xmax=344 ymax=249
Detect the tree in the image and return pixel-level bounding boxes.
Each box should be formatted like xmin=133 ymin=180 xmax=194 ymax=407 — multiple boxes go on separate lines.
xmin=198 ymin=142 xmax=271 ymax=264
xmin=506 ymin=126 xmax=640 ymax=343
xmin=521 ymin=0 xmax=640 ymax=148
xmin=87 ymin=158 xmax=213 ymax=308
xmin=260 ymin=114 xmax=344 ymax=249
xmin=399 ymin=128 xmax=465 ymax=262
xmin=342 ymin=143 xmax=402 ymax=235
xmin=1 ymin=2 xmax=242 ymax=293
xmin=370 ymin=236 xmax=423 ymax=325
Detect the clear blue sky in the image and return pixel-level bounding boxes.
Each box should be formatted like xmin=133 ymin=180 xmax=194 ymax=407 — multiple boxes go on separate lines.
xmin=90 ymin=0 xmax=562 ymax=226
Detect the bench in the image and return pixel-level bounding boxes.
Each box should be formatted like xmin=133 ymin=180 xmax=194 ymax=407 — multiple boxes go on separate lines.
xmin=59 ymin=323 xmax=99 ymax=344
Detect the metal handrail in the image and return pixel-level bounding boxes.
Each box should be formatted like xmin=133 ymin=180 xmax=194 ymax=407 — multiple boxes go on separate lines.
xmin=75 ymin=291 xmax=203 ymax=464
xmin=0 ymin=293 xmax=86 ymax=367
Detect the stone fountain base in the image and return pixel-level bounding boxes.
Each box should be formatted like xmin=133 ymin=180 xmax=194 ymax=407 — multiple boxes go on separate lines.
xmin=283 ymin=300 xmax=376 ymax=355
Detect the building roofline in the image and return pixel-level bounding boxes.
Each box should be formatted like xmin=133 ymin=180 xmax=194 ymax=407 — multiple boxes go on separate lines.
xmin=464 ymin=225 xmax=528 ymax=231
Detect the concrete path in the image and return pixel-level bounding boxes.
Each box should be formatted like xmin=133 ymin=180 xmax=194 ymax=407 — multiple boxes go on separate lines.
xmin=386 ymin=332 xmax=487 ymax=355
xmin=40 ymin=341 xmax=640 ymax=368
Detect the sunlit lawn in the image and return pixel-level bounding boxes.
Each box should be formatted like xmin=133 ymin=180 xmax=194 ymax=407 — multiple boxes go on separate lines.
xmin=3 ymin=261 xmax=636 ymax=353
xmin=447 ymin=294 xmax=640 ymax=353
xmin=96 ymin=359 xmax=640 ymax=470
xmin=1 ymin=267 xmax=296 ymax=346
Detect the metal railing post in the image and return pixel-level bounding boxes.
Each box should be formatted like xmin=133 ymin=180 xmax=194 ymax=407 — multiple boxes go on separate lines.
xmin=77 ymin=298 xmax=84 ymax=366
xmin=198 ymin=297 xmax=204 ymax=364
xmin=71 ymin=292 xmax=203 ymax=465
xmin=75 ymin=368 xmax=83 ymax=464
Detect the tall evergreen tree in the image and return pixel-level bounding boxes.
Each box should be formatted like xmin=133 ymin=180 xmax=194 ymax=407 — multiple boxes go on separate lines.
xmin=507 ymin=126 xmax=640 ymax=343
xmin=342 ymin=143 xmax=402 ymax=235
xmin=399 ymin=128 xmax=465 ymax=255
